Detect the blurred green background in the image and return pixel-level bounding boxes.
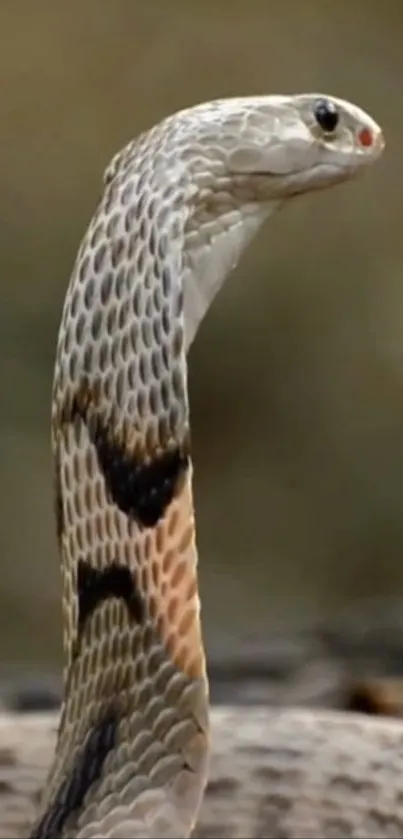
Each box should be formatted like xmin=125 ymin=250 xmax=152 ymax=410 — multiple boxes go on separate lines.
xmin=1 ymin=0 xmax=403 ymax=676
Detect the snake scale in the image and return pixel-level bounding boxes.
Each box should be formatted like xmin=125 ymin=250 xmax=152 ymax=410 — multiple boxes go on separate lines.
xmin=26 ymin=94 xmax=384 ymax=838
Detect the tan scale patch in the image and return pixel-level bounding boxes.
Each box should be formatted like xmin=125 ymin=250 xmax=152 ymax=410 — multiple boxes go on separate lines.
xmin=133 ymin=470 xmax=205 ymax=682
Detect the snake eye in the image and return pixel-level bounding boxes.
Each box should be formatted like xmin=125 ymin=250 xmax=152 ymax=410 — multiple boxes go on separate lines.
xmin=314 ymin=98 xmax=339 ymax=133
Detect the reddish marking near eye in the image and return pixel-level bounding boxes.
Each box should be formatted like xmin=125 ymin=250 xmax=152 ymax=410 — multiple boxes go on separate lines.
xmin=357 ymin=127 xmax=373 ymax=148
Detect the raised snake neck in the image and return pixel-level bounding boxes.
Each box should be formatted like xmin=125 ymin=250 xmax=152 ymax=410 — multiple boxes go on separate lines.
xmin=28 ymin=94 xmax=384 ymax=838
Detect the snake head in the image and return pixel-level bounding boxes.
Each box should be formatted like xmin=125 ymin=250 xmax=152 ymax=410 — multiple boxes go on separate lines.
xmin=179 ymin=93 xmax=384 ymax=346
xmin=223 ymin=93 xmax=385 ymax=196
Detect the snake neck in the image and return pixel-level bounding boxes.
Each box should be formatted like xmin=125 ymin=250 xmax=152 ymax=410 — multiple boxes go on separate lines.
xmin=38 ymin=141 xmax=214 ymax=838
xmin=53 ymin=154 xmax=206 ymax=668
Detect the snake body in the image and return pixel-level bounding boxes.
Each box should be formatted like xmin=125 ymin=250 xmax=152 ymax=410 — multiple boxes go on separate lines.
xmin=29 ymin=94 xmax=384 ymax=838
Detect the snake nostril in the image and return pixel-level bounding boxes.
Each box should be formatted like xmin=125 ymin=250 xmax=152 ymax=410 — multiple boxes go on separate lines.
xmin=357 ymin=126 xmax=374 ymax=149
xmin=314 ymin=98 xmax=340 ymax=133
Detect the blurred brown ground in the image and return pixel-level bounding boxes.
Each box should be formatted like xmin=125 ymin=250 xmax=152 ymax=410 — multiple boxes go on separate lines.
xmin=1 ymin=1 xmax=403 ymax=678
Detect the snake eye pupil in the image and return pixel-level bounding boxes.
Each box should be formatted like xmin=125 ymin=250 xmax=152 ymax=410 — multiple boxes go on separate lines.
xmin=314 ymin=98 xmax=339 ymax=133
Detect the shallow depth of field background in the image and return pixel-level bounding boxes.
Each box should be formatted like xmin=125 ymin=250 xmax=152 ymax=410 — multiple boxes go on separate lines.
xmin=1 ymin=1 xmax=403 ymax=676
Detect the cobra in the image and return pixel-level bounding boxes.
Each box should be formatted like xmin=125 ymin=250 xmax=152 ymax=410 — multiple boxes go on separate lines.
xmin=28 ymin=94 xmax=384 ymax=838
